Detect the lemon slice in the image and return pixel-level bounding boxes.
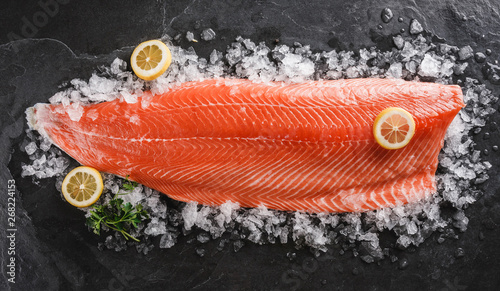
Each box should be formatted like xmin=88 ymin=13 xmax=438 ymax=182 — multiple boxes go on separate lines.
xmin=61 ymin=166 xmax=104 ymax=207
xmin=130 ymin=39 xmax=172 ymax=81
xmin=373 ymin=107 xmax=416 ymax=150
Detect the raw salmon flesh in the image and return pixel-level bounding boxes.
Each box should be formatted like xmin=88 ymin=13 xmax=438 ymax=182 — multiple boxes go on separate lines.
xmin=27 ymin=78 xmax=464 ymax=213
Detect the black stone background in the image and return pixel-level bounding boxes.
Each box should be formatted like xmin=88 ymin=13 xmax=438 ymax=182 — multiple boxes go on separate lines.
xmin=1 ymin=0 xmax=500 ymax=290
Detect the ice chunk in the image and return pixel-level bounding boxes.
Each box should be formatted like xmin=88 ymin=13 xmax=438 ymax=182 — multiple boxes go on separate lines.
xmin=393 ymin=35 xmax=404 ymax=50
xmin=397 ymin=235 xmax=412 ymax=248
xmin=277 ymin=53 xmax=315 ymax=82
xmin=66 ymin=103 xmax=84 ymax=122
xmin=186 ymin=31 xmax=197 ymax=42
xmin=121 ymin=185 xmax=145 ymax=206
xmin=233 ymin=240 xmax=244 ymax=252
xmin=21 ymin=165 xmax=35 ymax=177
xmin=458 ymin=46 xmax=473 ymax=61
xmin=406 ymin=221 xmax=418 ymax=235
xmin=159 ymin=232 xmax=177 ymax=248
xmin=441 ymin=60 xmax=455 ymax=77
xmin=234 ymin=41 xmax=278 ymax=82
xmin=197 ymin=232 xmax=210 ymax=243
xmin=243 ymin=39 xmax=257 ymax=51
xmin=405 ymin=60 xmax=418 ymax=74
xmin=226 ymin=43 xmax=244 ymax=65
xmin=195 ymin=248 xmax=206 ymax=257
xmin=219 ymin=201 xmax=240 ymax=223
xmin=418 ymin=54 xmax=441 ymax=77
xmin=453 ymin=211 xmax=469 ymax=232
xmin=194 ymin=206 xmax=213 ymax=231
xmin=40 ymin=138 xmax=52 ymax=152
xmin=345 ymin=67 xmax=360 ymax=78
xmin=55 ymin=157 xmax=69 ymax=170
xmin=401 ymin=42 xmax=417 ymax=60
xmin=201 ymin=28 xmax=216 ymax=41
xmin=182 ymin=202 xmax=198 ymax=230
xmin=110 ymin=58 xmax=127 ymax=75
xmin=387 ymin=62 xmax=403 ymax=78
xmin=25 ymin=142 xmax=38 ymax=155
xmin=88 ymin=74 xmax=118 ymax=95
xmin=48 ymin=91 xmax=68 ymax=105
xmin=144 ymin=217 xmax=167 ymax=236
xmin=439 ymin=44 xmax=458 ymax=55
xmin=409 ymin=19 xmax=423 ymax=34
xmin=209 ymin=49 xmax=221 ymax=64
xmin=121 ymin=91 xmax=138 ymax=104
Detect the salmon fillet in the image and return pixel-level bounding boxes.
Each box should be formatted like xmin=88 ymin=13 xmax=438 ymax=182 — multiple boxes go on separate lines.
xmin=27 ymin=78 xmax=464 ymax=213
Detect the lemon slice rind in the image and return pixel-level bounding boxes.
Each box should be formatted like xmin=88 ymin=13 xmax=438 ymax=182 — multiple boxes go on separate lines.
xmin=61 ymin=166 xmax=104 ymax=208
xmin=373 ymin=107 xmax=416 ymax=150
xmin=130 ymin=39 xmax=172 ymax=81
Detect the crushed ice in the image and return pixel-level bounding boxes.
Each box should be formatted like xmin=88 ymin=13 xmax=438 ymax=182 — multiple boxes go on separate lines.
xmin=21 ymin=30 xmax=496 ymax=260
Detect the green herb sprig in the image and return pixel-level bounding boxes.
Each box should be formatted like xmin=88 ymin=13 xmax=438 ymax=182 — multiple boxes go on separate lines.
xmin=87 ymin=176 xmax=149 ymax=242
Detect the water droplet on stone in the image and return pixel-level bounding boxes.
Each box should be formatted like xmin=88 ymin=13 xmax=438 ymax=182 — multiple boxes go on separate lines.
xmin=484 ymin=132 xmax=490 ymax=140
xmin=381 ymin=8 xmax=394 ymax=23
xmin=377 ymin=24 xmax=383 ymax=30
xmin=492 ymin=145 xmax=498 ymax=152
xmin=287 ymin=252 xmax=297 ymax=261
xmin=321 ymin=279 xmax=327 ymax=285
xmin=485 ymin=49 xmax=492 ymax=56
xmin=398 ymin=258 xmax=409 ymax=270
xmin=398 ymin=17 xmax=404 ymax=22
xmin=483 ymin=149 xmax=489 ymax=156
xmin=475 ymin=52 xmax=486 ymax=63
xmin=400 ymin=28 xmax=406 ymax=33
xmin=473 ymin=127 xmax=482 ymax=134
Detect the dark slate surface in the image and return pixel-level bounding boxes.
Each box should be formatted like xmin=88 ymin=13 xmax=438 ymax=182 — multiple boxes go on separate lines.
xmin=1 ymin=0 xmax=500 ymax=290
